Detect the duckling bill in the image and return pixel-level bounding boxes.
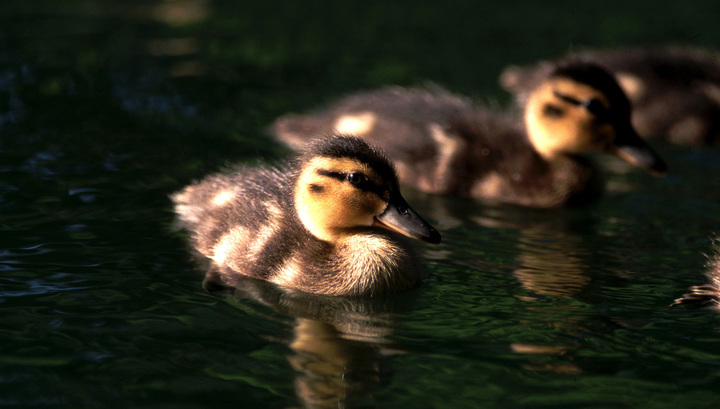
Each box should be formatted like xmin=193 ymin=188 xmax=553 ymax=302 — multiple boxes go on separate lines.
xmin=173 ymin=135 xmax=440 ymax=297
xmin=272 ymin=63 xmax=666 ymax=208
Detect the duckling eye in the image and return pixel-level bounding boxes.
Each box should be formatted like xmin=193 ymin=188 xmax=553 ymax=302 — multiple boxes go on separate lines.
xmin=584 ymin=99 xmax=609 ymax=120
xmin=346 ymin=172 xmax=364 ymax=185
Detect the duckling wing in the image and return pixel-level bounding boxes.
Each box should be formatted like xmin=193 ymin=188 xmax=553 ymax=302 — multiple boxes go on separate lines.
xmin=272 ymin=86 xmax=471 ymax=148
xmin=172 ymin=165 xmax=304 ymax=281
xmin=271 ymin=86 xmax=477 ymax=193
xmin=594 ymin=47 xmax=720 ymax=146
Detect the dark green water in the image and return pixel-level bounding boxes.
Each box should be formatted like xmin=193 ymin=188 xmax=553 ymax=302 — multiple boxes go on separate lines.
xmin=2 ymin=1 xmax=720 ymax=408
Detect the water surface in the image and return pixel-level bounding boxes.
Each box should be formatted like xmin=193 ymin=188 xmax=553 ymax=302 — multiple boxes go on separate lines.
xmin=2 ymin=1 xmax=720 ymax=408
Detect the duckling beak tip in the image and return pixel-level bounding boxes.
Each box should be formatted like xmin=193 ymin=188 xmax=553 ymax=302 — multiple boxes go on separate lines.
xmin=421 ymin=226 xmax=442 ymax=245
xmin=373 ymin=201 xmax=441 ymax=245
xmin=608 ymin=126 xmax=667 ymax=175
xmin=610 ymin=144 xmax=668 ymax=176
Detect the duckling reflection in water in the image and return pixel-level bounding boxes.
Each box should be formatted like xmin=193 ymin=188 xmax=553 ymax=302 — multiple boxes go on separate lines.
xmin=501 ymin=45 xmax=720 ymax=146
xmin=671 ymin=238 xmax=720 ymax=309
xmin=173 ymin=135 xmax=441 ymax=296
xmin=272 ymin=62 xmax=666 ymax=208
xmin=218 ymin=275 xmax=411 ymax=408
xmin=513 ymin=227 xmax=592 ymax=301
xmin=289 ymin=318 xmax=382 ymax=408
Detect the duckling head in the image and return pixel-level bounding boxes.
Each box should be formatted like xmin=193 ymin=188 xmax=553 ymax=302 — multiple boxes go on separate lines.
xmin=524 ymin=62 xmax=667 ymax=175
xmin=293 ymin=135 xmax=441 ymax=245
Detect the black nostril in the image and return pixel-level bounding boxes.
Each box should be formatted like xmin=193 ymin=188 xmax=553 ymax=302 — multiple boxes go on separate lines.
xmin=397 ymin=206 xmax=408 ymax=215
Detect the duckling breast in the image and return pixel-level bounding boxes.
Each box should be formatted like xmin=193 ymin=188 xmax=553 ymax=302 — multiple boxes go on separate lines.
xmin=333 ymin=232 xmax=424 ymax=296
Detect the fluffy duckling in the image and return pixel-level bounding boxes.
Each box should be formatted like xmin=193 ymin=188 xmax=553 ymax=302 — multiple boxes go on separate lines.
xmin=501 ymin=45 xmax=720 ymax=146
xmin=172 ymin=135 xmax=441 ymax=297
xmin=670 ymin=238 xmax=720 ymax=309
xmin=272 ymin=63 xmax=666 ymax=208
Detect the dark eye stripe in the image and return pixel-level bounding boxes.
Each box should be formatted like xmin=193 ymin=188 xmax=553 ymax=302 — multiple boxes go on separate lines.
xmin=552 ymin=90 xmax=583 ymax=106
xmin=316 ymin=169 xmax=348 ymax=182
xmin=543 ymin=103 xmax=565 ymax=118
xmin=553 ymin=91 xmax=611 ymax=122
xmin=316 ymin=169 xmax=387 ymax=198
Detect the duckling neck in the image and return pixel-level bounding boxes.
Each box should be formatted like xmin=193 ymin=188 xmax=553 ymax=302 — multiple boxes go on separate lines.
xmin=330 ymin=230 xmax=423 ymax=296
xmin=530 ymin=142 xmax=561 ymax=162
xmin=264 ymin=227 xmax=422 ymax=297
xmin=525 ymin=124 xmax=564 ymax=163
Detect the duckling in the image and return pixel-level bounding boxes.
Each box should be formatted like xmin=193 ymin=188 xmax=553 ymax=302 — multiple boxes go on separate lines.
xmin=272 ymin=63 xmax=666 ymax=208
xmin=501 ymin=45 xmax=720 ymax=146
xmin=172 ymin=135 xmax=441 ymax=297
xmin=670 ymin=237 xmax=720 ymax=309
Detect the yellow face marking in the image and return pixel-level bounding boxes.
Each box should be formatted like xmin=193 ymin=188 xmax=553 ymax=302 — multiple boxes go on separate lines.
xmin=294 ymin=157 xmax=389 ymax=242
xmin=525 ymin=78 xmax=614 ymax=159
xmin=334 ymin=112 xmax=378 ymax=136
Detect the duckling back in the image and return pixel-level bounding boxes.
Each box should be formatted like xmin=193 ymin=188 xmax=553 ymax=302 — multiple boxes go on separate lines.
xmin=173 ymin=165 xmax=300 ymax=281
xmin=501 ymin=46 xmax=720 ymax=146
xmin=272 ymin=86 xmax=478 ymax=194
xmin=173 ymin=136 xmax=437 ymax=296
xmin=271 ymin=86 xmax=607 ymax=208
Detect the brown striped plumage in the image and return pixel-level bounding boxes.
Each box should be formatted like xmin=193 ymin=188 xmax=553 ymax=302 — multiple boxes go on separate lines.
xmin=173 ymin=135 xmax=440 ymax=296
xmin=671 ymin=237 xmax=720 ymax=309
xmin=271 ymin=63 xmax=665 ymax=208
